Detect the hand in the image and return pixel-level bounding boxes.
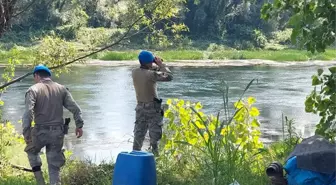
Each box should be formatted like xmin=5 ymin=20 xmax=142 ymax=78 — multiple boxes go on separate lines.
xmin=75 ymin=128 xmax=83 ymax=138
xmin=23 ymin=128 xmax=32 ymax=144
xmin=154 ymin=57 xmax=163 ymax=66
xmin=24 ymin=137 xmax=32 ymax=144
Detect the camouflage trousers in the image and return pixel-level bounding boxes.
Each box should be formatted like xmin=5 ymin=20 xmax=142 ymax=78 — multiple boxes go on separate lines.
xmin=24 ymin=125 xmax=65 ymax=185
xmin=133 ymin=102 xmax=164 ymax=154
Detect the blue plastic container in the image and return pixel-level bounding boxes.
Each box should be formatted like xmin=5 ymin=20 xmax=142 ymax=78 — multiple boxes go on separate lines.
xmin=112 ymin=151 xmax=157 ymax=185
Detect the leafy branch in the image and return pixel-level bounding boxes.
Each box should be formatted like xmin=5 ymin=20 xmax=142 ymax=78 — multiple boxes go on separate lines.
xmin=260 ymin=0 xmax=336 ymax=53
xmin=0 ymin=0 xmax=165 ymax=90
xmin=305 ymin=67 xmax=336 ymax=141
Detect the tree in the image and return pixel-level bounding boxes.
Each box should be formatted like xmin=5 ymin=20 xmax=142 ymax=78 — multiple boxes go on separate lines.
xmin=261 ymin=0 xmax=336 ymax=53
xmin=0 ymin=0 xmax=183 ymax=90
xmin=125 ymin=0 xmax=188 ymax=48
xmin=0 ymin=0 xmax=41 ymax=37
xmin=183 ymin=0 xmax=282 ymax=48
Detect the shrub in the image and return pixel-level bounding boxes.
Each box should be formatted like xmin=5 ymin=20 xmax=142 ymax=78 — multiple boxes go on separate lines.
xmin=61 ymin=159 xmax=114 ymax=185
xmin=271 ymin=29 xmax=292 ymax=45
xmin=253 ymin=30 xmax=267 ymax=49
xmin=159 ymin=80 xmax=267 ymax=185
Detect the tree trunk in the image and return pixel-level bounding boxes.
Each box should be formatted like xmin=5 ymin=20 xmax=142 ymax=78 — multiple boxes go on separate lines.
xmin=0 ymin=0 xmax=16 ymax=37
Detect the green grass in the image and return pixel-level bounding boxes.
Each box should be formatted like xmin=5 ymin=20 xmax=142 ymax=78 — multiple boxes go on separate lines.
xmin=96 ymin=50 xmax=204 ymax=61
xmin=0 ymin=47 xmax=35 ymax=64
xmin=0 ymin=176 xmax=36 ymax=185
xmin=99 ymin=51 xmax=138 ymax=60
xmin=157 ymin=50 xmax=204 ymax=60
xmin=0 ymin=46 xmax=334 ymax=65
xmin=97 ymin=49 xmax=335 ymax=62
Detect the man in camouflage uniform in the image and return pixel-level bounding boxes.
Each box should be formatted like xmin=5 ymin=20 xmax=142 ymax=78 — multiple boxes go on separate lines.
xmin=22 ymin=64 xmax=84 ymax=185
xmin=132 ymin=50 xmax=173 ymax=155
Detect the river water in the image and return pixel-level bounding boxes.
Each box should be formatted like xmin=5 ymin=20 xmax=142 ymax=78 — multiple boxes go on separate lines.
xmin=0 ymin=64 xmax=330 ymax=163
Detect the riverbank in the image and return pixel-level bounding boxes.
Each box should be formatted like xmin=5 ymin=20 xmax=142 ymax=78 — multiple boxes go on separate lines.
xmin=77 ymin=59 xmax=336 ymax=67
xmin=0 ymin=48 xmax=335 ymax=66
xmin=95 ymin=49 xmax=336 ymax=62
xmin=1 ymin=59 xmax=336 ymax=68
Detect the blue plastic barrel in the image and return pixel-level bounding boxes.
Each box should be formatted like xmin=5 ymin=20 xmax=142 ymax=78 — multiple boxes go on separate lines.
xmin=112 ymin=151 xmax=157 ymax=185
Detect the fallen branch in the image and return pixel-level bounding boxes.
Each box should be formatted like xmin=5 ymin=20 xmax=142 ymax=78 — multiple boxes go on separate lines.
xmin=10 ymin=164 xmax=33 ymax=172
xmin=0 ymin=0 xmax=165 ymax=90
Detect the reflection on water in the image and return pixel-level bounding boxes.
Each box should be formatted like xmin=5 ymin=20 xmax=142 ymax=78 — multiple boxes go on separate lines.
xmin=0 ymin=65 xmax=324 ymax=163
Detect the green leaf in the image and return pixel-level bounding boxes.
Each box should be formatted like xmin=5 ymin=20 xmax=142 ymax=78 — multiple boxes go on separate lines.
xmin=177 ymin=99 xmax=185 ymax=107
xmin=195 ymin=102 xmax=202 ymax=110
xmin=195 ymin=120 xmax=205 ymax=129
xmin=288 ymin=13 xmax=303 ymax=27
xmin=312 ymin=75 xmax=322 ymax=85
xmin=234 ymin=100 xmax=244 ymax=109
xmin=329 ymin=67 xmax=336 ymax=74
xmin=318 ymin=69 xmax=324 ymax=76
xmin=305 ymin=97 xmax=314 ymax=112
xmin=331 ymin=94 xmax=336 ymax=103
xmin=291 ymin=28 xmax=300 ymax=44
xmin=0 ymin=100 xmax=4 ymax=106
xmin=250 ymin=107 xmax=260 ymax=117
xmin=248 ymin=97 xmax=256 ymax=105
xmin=274 ymin=0 xmax=281 ymax=8
xmin=251 ymin=119 xmax=260 ymax=127
xmin=261 ymin=3 xmax=272 ymax=20
xmin=188 ymin=138 xmax=198 ymax=145
xmin=234 ymin=109 xmax=245 ymax=122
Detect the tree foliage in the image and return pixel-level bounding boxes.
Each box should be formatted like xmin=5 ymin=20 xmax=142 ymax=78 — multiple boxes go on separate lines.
xmin=3 ymin=0 xmax=294 ymax=49
xmin=305 ymin=67 xmax=336 ymax=141
xmin=261 ymin=0 xmax=336 ymax=53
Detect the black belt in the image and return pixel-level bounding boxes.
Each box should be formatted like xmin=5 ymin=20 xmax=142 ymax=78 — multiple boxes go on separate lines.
xmin=35 ymin=125 xmax=63 ymax=131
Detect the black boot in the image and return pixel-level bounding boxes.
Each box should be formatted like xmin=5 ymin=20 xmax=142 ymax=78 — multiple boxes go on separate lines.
xmin=150 ymin=143 xmax=159 ymax=156
xmin=33 ymin=171 xmax=46 ymax=185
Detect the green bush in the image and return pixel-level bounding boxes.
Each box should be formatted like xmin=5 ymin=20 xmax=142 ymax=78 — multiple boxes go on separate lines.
xmin=0 ymin=121 xmax=26 ymax=177
xmin=253 ymin=30 xmax=267 ymax=49
xmin=61 ymin=160 xmax=114 ymax=185
xmin=159 ymin=80 xmax=268 ymax=185
xmin=206 ymin=43 xmax=233 ymax=52
xmin=272 ymin=29 xmax=292 ymax=45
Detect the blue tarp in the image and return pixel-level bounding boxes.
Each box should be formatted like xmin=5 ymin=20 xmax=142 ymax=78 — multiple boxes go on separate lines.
xmin=284 ymin=156 xmax=336 ymax=185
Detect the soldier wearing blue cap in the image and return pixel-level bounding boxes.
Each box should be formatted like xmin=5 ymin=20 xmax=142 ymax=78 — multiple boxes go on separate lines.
xmin=132 ymin=50 xmax=173 ymax=155
xmin=22 ymin=64 xmax=84 ymax=185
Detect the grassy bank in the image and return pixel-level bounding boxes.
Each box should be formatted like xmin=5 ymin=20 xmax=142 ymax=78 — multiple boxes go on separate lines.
xmin=0 ymin=47 xmax=335 ymax=65
xmin=95 ymin=49 xmax=336 ymax=62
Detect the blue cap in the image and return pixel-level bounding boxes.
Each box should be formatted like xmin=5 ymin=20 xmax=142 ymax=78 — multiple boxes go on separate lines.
xmin=33 ymin=64 xmax=52 ymax=76
xmin=138 ymin=50 xmax=155 ymax=64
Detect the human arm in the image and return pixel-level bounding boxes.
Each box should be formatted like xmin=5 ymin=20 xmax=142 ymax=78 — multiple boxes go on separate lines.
xmin=22 ymin=88 xmax=36 ymax=143
xmin=151 ymin=57 xmax=173 ymax=82
xmin=63 ymin=88 xmax=84 ymax=138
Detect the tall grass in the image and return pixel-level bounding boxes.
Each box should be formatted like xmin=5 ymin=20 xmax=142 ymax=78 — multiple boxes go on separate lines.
xmin=0 ymin=176 xmax=36 ymax=185
xmin=0 ymin=47 xmax=334 ymax=65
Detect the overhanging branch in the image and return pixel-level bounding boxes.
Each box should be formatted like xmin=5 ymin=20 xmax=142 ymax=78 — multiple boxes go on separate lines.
xmin=0 ymin=0 xmax=165 ymax=90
